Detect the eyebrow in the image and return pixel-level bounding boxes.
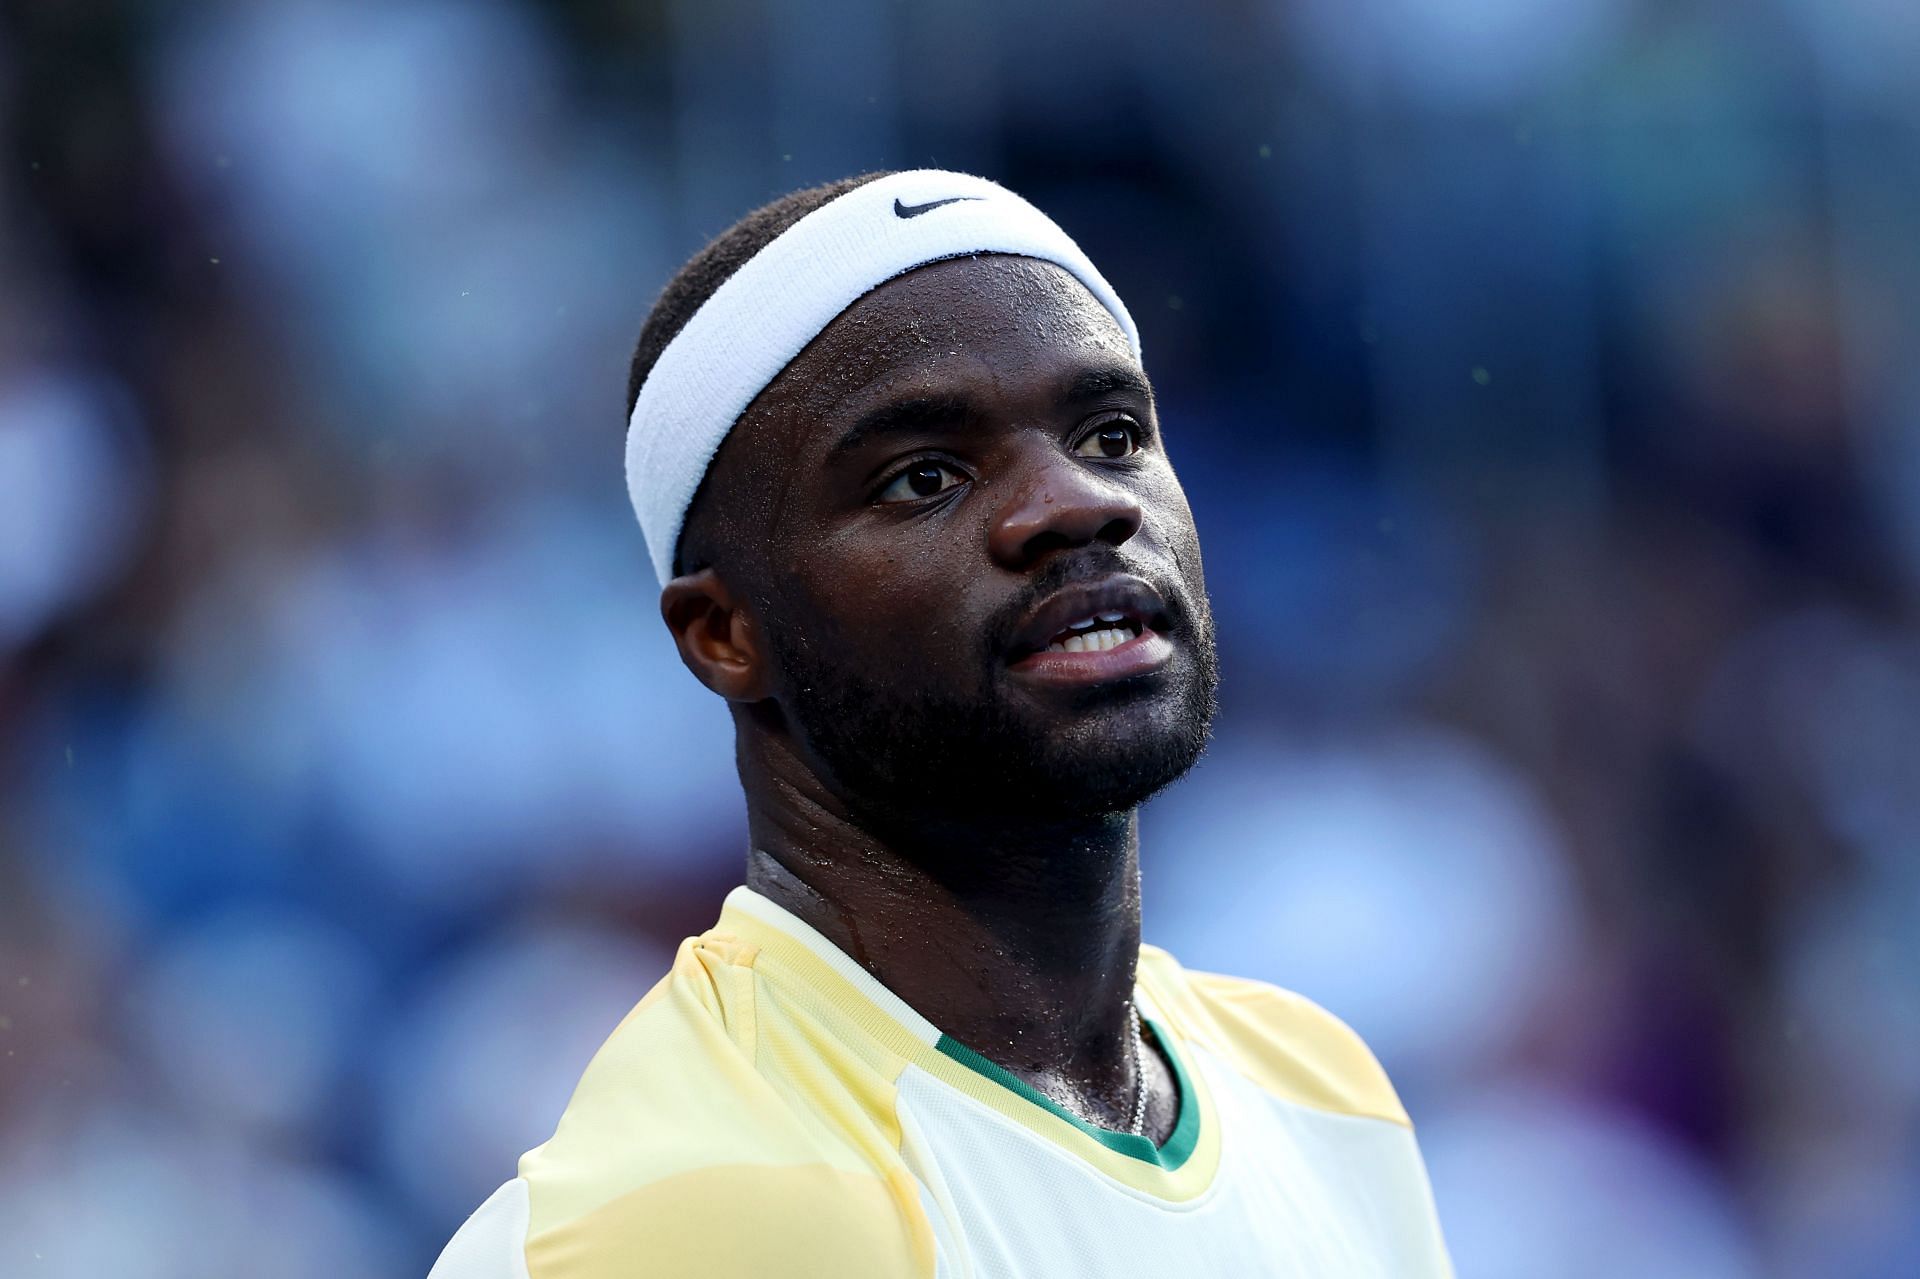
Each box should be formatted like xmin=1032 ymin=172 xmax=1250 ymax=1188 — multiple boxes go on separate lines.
xmin=825 ymin=363 xmax=1156 ymax=462
xmin=1062 ymin=365 xmax=1156 ymax=408
xmin=827 ymin=393 xmax=978 ymax=461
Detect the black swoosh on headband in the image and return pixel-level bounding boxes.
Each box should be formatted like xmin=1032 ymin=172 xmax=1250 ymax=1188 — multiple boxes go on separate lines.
xmin=894 ymin=195 xmax=982 ymax=218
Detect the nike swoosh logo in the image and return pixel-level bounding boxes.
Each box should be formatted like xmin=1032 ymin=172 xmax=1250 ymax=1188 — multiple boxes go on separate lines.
xmin=894 ymin=195 xmax=982 ymax=218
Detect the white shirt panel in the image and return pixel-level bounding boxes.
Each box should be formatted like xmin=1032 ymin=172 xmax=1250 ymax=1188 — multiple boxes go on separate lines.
xmin=427 ymin=1177 xmax=532 ymax=1279
xmin=895 ymin=1044 xmax=1451 ymax=1278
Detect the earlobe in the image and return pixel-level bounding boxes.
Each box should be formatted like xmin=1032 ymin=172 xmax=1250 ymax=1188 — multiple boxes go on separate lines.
xmin=660 ymin=569 xmax=769 ymax=702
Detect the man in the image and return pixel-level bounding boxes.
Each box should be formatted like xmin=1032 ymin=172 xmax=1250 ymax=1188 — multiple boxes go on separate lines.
xmin=430 ymin=170 xmax=1452 ymax=1277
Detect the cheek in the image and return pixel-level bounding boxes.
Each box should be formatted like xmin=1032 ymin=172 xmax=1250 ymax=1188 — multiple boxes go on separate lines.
xmin=782 ymin=531 xmax=987 ymax=667
xmin=1143 ymin=472 xmax=1209 ymax=587
xmin=1139 ymin=466 xmax=1199 ymax=545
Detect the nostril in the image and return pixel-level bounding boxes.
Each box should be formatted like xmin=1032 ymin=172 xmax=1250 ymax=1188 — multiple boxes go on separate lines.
xmin=1019 ymin=527 xmax=1078 ymax=563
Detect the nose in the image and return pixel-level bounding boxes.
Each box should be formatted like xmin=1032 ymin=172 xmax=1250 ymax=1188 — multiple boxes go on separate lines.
xmin=987 ymin=449 xmax=1145 ymax=571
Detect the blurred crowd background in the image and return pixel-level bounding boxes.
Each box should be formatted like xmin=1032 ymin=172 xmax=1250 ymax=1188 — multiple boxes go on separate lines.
xmin=4 ymin=0 xmax=1918 ymax=1275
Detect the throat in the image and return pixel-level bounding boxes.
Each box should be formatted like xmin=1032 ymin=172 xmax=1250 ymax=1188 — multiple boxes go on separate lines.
xmin=742 ymin=807 xmax=1147 ymax=1104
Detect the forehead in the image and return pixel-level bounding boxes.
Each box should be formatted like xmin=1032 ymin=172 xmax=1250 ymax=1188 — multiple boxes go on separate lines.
xmin=755 ymin=254 xmax=1137 ymax=431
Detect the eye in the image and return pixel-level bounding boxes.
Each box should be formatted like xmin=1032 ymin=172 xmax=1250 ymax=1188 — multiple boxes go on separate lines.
xmin=1073 ymin=416 xmax=1143 ymax=459
xmin=875 ymin=460 xmax=967 ymax=503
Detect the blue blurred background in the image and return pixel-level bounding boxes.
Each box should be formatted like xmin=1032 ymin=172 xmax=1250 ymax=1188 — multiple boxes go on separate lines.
xmin=4 ymin=0 xmax=1919 ymax=1275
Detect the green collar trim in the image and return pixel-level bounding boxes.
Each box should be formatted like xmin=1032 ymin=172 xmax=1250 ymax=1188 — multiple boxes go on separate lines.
xmin=934 ymin=1016 xmax=1200 ymax=1170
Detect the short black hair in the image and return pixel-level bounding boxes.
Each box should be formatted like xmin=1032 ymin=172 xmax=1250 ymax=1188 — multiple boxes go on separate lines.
xmin=627 ymin=171 xmax=895 ymax=579
xmin=626 ymin=171 xmax=895 ymax=418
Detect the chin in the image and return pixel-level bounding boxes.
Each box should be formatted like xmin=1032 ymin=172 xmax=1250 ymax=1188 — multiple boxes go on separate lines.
xmin=778 ymin=632 xmax=1218 ymax=824
xmin=995 ymin=707 xmax=1213 ymax=819
xmin=973 ymin=661 xmax=1212 ymax=812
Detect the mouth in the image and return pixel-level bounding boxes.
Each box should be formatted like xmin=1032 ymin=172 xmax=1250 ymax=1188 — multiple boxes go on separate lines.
xmin=1004 ymin=576 xmax=1177 ymax=685
xmin=1040 ymin=612 xmax=1148 ymax=654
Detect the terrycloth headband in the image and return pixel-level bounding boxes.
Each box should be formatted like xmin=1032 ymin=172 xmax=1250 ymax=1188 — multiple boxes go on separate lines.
xmin=624 ymin=169 xmax=1142 ymax=586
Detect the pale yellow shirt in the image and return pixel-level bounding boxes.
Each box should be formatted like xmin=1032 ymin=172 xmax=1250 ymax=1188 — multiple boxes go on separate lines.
xmin=430 ymin=886 xmax=1452 ymax=1277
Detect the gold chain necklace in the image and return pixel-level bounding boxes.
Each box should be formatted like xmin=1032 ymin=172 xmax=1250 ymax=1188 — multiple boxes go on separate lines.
xmin=1126 ymin=1002 xmax=1148 ymax=1137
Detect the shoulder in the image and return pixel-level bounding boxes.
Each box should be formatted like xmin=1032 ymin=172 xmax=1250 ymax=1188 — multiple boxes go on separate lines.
xmin=1138 ymin=944 xmax=1410 ymax=1127
xmin=432 ymin=1165 xmax=928 ymax=1279
xmin=430 ymin=931 xmax=932 ymax=1278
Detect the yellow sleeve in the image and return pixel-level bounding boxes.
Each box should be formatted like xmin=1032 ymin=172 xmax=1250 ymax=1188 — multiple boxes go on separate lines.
xmin=1140 ymin=948 xmax=1411 ymax=1127
xmin=514 ymin=933 xmax=933 ymax=1278
xmin=524 ymin=1163 xmax=926 ymax=1279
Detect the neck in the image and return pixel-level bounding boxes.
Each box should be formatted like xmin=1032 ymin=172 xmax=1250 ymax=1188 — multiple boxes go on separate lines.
xmin=739 ymin=730 xmax=1148 ymax=1123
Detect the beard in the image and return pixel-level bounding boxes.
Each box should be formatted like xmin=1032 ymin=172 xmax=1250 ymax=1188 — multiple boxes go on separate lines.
xmin=762 ymin=573 xmax=1221 ymax=829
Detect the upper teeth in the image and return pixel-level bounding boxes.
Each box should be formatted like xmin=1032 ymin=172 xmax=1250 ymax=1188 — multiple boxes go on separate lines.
xmin=1051 ymin=627 xmax=1133 ymax=653
xmin=1049 ymin=614 xmax=1137 ymax=653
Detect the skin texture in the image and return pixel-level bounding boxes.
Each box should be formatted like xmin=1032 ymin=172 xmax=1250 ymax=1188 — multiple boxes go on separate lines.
xmin=660 ymin=254 xmax=1219 ymax=1142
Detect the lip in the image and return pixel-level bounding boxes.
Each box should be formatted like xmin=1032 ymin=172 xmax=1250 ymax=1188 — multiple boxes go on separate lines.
xmin=1007 ymin=627 xmax=1175 ymax=685
xmin=1004 ymin=575 xmax=1176 ymax=685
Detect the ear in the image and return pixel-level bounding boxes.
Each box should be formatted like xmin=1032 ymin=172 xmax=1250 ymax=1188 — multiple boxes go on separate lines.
xmin=660 ymin=568 xmax=771 ymax=702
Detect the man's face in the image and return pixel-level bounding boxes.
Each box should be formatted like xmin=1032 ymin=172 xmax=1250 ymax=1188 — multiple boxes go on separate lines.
xmin=714 ymin=254 xmax=1218 ymax=826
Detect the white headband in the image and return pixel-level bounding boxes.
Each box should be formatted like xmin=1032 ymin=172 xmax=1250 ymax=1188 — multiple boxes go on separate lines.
xmin=624 ymin=169 xmax=1142 ymax=586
